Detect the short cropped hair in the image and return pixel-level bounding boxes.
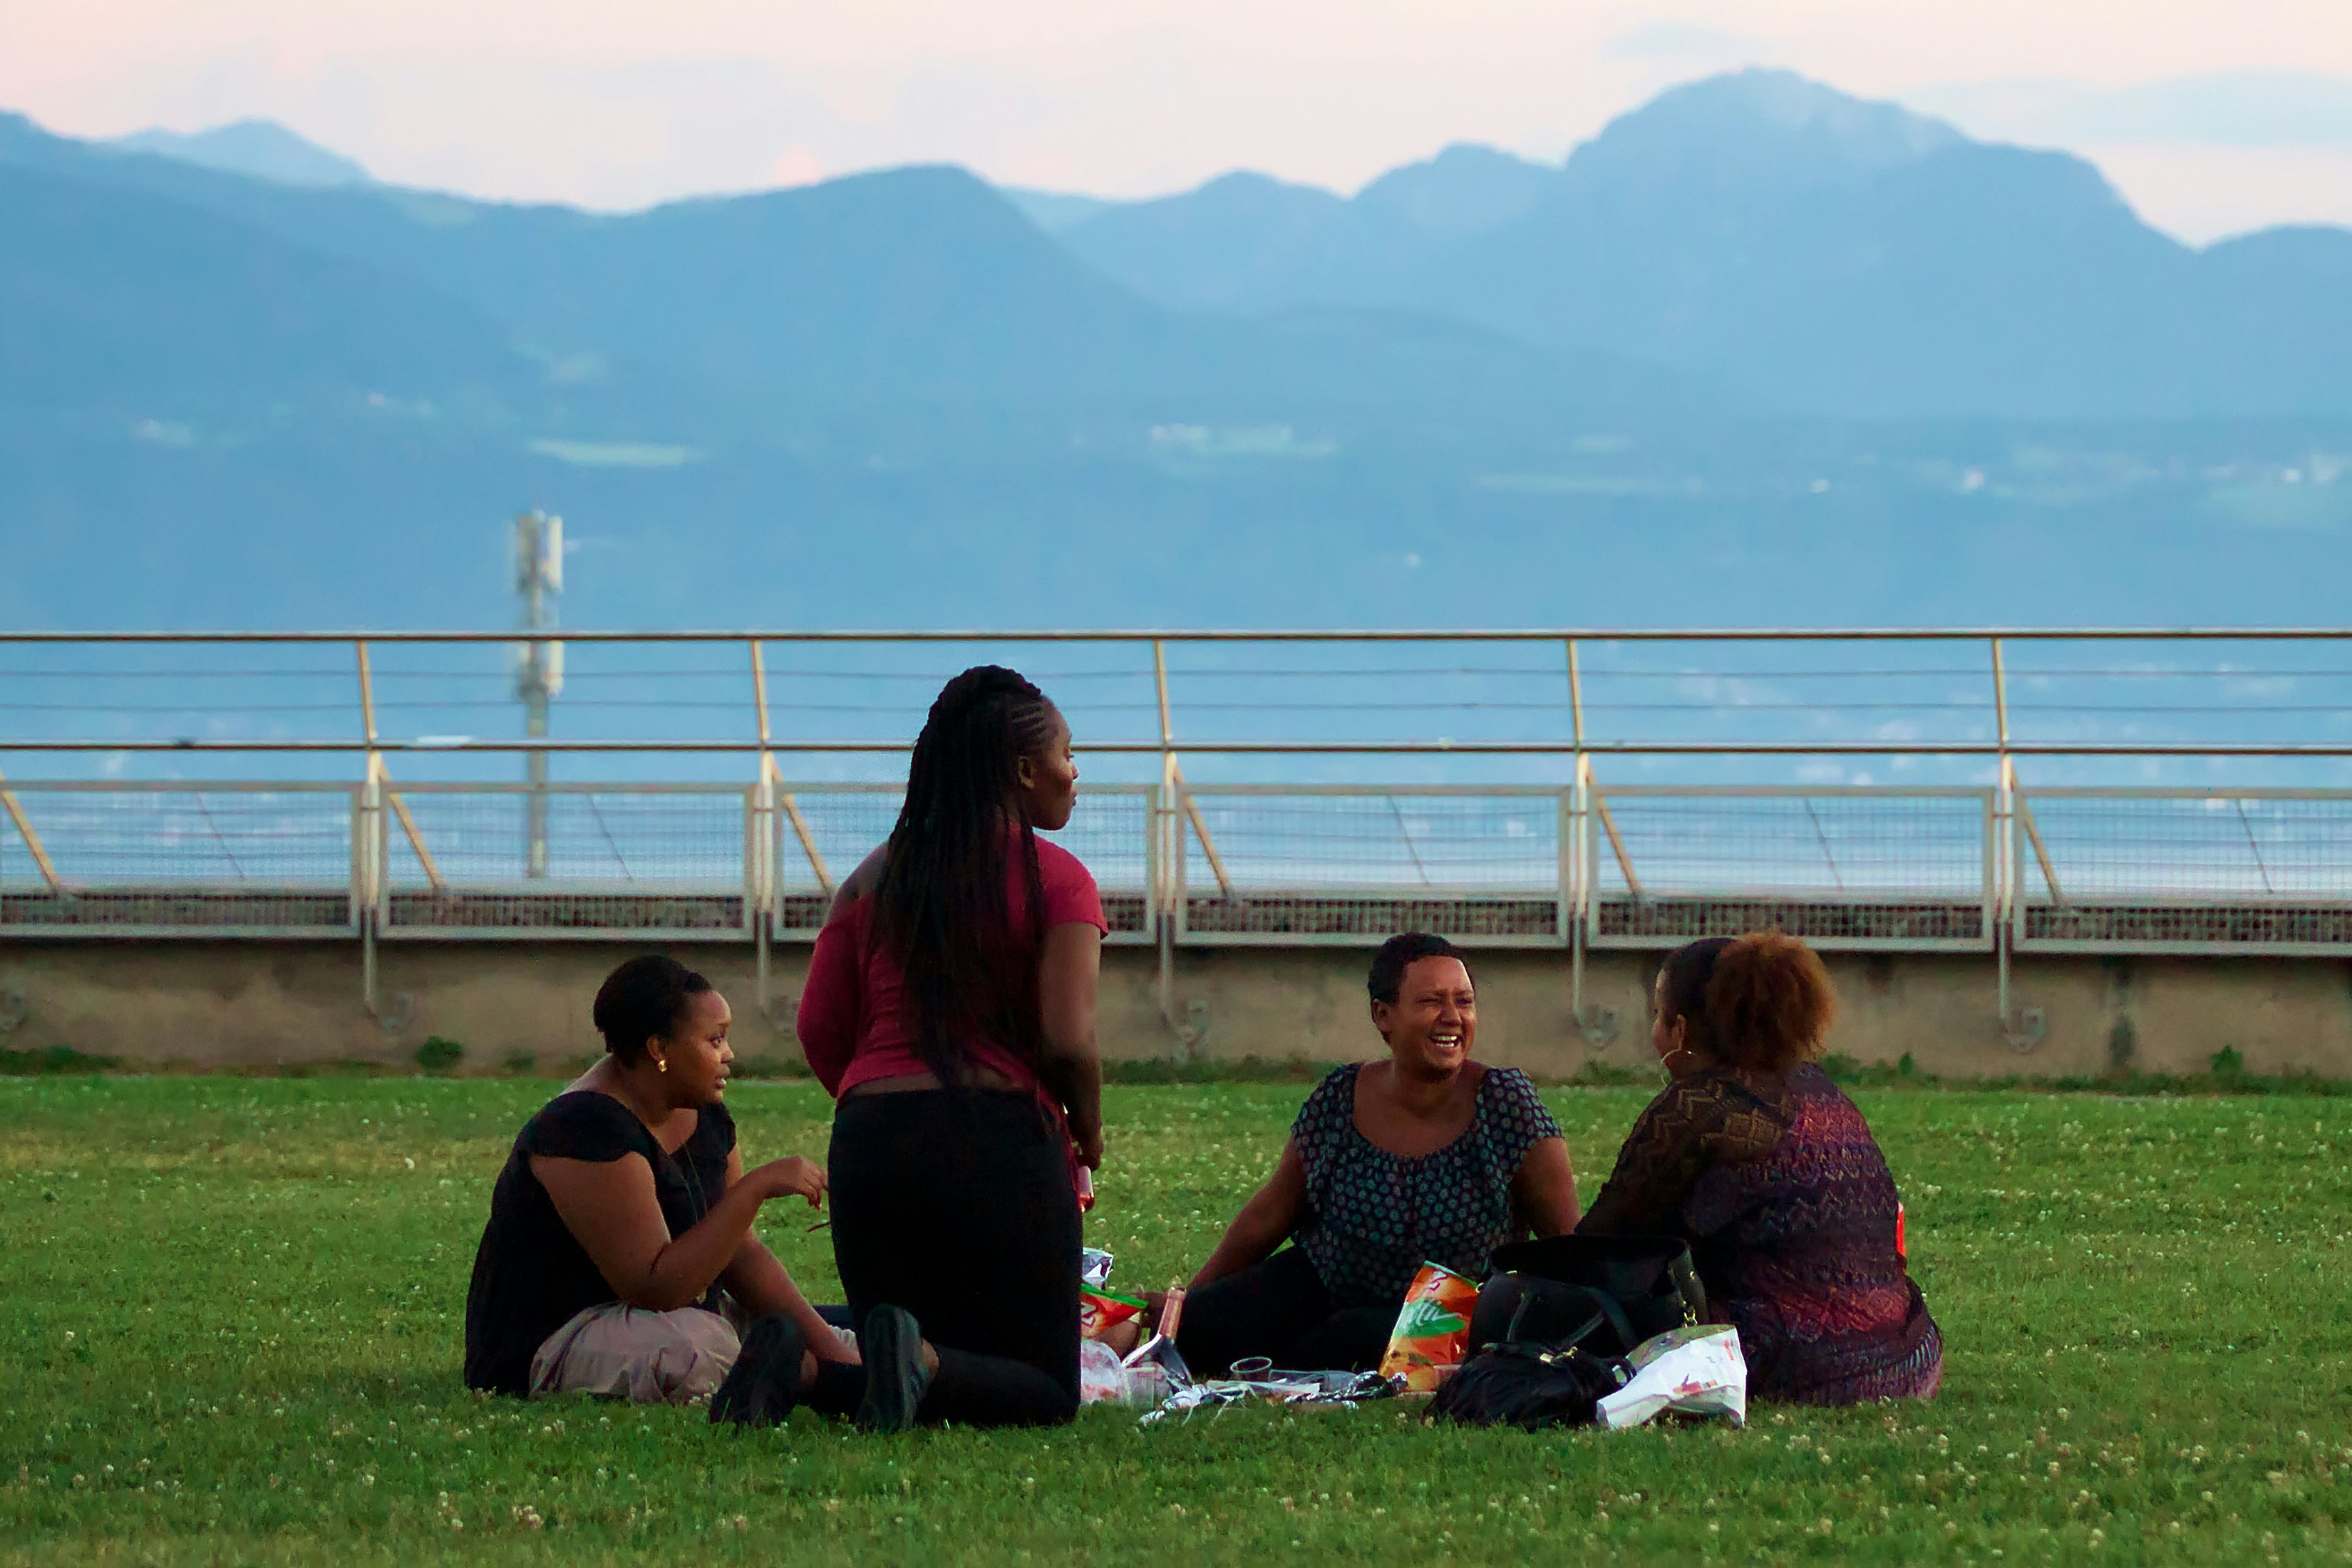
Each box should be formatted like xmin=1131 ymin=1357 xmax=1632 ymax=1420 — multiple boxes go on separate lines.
xmin=1704 ymin=931 xmax=1835 ymax=1072
xmin=1368 ymin=932 xmax=1470 ymax=1006
xmin=592 ymin=955 xmax=712 ymax=1064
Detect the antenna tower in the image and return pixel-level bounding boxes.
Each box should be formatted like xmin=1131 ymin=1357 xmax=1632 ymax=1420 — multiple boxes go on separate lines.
xmin=513 ymin=510 xmax=564 ymax=879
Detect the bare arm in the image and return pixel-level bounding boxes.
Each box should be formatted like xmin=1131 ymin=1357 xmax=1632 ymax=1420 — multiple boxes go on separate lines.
xmin=1188 ymin=1137 xmax=1308 ymax=1289
xmin=1034 ymin=921 xmax=1105 ymax=1168
xmin=1510 ymin=1135 xmax=1581 ymax=1237
xmin=716 ymin=1149 xmax=857 ymax=1362
xmin=1577 ymin=1083 xmax=1721 ymax=1237
xmin=796 ymin=850 xmax=886 ymax=1095
xmin=532 ymin=1151 xmax=826 ymax=1313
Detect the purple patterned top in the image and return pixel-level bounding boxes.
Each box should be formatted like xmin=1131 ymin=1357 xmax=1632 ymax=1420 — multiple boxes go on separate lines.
xmin=1291 ymin=1063 xmax=1563 ymax=1308
xmin=1579 ymin=1062 xmax=1941 ymax=1404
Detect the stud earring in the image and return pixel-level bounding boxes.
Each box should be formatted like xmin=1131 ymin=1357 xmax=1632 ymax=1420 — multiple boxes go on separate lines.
xmin=656 ymin=1058 xmax=669 ymax=1073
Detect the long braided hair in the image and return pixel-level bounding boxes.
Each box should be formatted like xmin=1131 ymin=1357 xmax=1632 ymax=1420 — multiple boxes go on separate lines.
xmin=871 ymin=666 xmax=1063 ymax=1087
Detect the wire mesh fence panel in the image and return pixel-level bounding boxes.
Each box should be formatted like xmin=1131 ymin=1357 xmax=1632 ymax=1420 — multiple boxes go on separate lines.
xmin=770 ymin=788 xmax=901 ymax=899
xmin=1182 ymin=791 xmax=1562 ymax=891
xmin=2018 ymin=793 xmax=2352 ymax=951
xmin=384 ymin=789 xmax=748 ymax=888
xmin=0 ymin=785 xmax=357 ymax=934
xmin=1177 ymin=790 xmax=1564 ymax=944
xmin=382 ymin=787 xmax=751 ymax=938
xmin=1590 ymin=790 xmax=1991 ymax=949
xmin=1055 ymin=790 xmax=1153 ymax=895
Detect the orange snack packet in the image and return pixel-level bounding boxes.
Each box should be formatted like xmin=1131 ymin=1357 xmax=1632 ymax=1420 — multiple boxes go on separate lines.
xmin=1378 ymin=1262 xmax=1478 ymax=1392
xmin=1079 ymin=1289 xmax=1147 ymax=1342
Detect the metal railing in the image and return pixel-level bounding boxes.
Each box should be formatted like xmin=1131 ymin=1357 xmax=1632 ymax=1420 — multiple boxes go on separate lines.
xmin=10 ymin=626 xmax=2352 ymax=1051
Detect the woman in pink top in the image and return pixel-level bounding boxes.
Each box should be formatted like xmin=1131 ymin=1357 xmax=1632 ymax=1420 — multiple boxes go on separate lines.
xmin=797 ymin=665 xmax=1105 ymax=1430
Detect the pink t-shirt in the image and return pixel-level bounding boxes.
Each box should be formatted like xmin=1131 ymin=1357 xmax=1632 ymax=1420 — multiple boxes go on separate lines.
xmin=796 ymin=838 xmax=1106 ymax=1100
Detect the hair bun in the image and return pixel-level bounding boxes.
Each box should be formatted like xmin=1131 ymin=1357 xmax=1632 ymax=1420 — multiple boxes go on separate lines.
xmin=592 ymin=954 xmax=711 ymax=1064
xmin=1704 ymin=931 xmax=1836 ymax=1073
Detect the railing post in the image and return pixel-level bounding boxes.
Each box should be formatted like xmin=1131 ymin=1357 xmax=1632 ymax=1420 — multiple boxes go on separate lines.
xmin=1150 ymin=639 xmax=1206 ymax=1054
xmin=1565 ymin=639 xmax=1617 ymax=1048
xmin=751 ymin=639 xmax=775 ymax=1021
xmin=1991 ymin=636 xmax=2044 ymax=1051
xmin=1152 ymin=639 xmax=1178 ymax=1032
xmin=1567 ymin=639 xmax=1587 ymax=1023
xmin=1993 ymin=636 xmax=2015 ymax=1030
xmin=353 ymin=639 xmax=416 ymax=1031
xmin=357 ymin=640 xmax=381 ymax=1016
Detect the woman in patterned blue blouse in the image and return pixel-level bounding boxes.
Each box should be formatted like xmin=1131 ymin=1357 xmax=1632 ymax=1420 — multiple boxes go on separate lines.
xmin=1172 ymin=933 xmax=1582 ymax=1377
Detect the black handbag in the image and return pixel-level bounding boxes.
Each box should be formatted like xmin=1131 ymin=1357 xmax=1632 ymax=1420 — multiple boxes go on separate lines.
xmin=1468 ymin=1234 xmax=1707 ymax=1359
xmin=1428 ymin=1338 xmax=1629 ymax=1429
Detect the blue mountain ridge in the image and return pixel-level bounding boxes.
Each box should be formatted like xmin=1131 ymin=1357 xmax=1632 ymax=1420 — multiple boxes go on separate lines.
xmin=110 ymin=119 xmax=373 ymax=188
xmin=0 ymin=71 xmax=2348 ymax=638
xmin=1049 ymin=69 xmax=2352 ymax=419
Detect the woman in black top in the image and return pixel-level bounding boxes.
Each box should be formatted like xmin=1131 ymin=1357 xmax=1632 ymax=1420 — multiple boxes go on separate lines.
xmin=463 ymin=955 xmax=862 ymax=1419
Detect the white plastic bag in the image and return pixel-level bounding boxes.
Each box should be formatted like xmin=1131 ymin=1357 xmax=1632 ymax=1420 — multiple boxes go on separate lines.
xmin=1596 ymin=1325 xmax=1747 ymax=1430
xmin=1079 ymin=1339 xmax=1131 ymax=1404
xmin=1080 ymin=1337 xmax=1184 ymax=1407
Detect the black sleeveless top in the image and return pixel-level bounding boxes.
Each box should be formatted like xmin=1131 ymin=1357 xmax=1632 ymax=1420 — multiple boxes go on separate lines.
xmin=1291 ymin=1064 xmax=1562 ymax=1308
xmin=462 ymin=1091 xmax=735 ymax=1395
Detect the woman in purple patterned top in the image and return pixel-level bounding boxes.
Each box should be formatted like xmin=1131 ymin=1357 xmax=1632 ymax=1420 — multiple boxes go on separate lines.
xmin=1579 ymin=932 xmax=1942 ymax=1405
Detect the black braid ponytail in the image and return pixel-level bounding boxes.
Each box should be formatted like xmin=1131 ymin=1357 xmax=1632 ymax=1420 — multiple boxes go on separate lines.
xmin=872 ymin=666 xmax=1061 ymax=1087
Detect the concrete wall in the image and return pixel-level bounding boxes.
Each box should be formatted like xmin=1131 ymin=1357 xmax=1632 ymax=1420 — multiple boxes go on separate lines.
xmin=4 ymin=937 xmax=2350 ymax=1078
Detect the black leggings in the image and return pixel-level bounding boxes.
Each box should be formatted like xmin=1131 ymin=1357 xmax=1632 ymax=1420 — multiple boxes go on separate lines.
xmin=1175 ymin=1246 xmax=1396 ymax=1378
xmin=828 ymin=1089 xmax=1080 ymax=1428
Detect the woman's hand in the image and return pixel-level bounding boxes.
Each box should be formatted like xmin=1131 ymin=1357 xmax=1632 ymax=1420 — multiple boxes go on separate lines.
xmin=750 ymin=1155 xmax=828 ymax=1207
xmin=540 ymin=1145 xmax=820 ymax=1314
xmin=1095 ymin=1315 xmax=1145 ymax=1356
xmin=1071 ymin=1115 xmax=1105 ymax=1172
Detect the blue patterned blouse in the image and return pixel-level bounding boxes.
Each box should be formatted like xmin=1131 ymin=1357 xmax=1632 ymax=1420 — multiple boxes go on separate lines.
xmin=1289 ymin=1062 xmax=1564 ymax=1308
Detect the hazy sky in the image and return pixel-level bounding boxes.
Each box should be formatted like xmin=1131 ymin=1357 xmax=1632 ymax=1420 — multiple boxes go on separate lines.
xmin=9 ymin=1 xmax=2352 ymax=240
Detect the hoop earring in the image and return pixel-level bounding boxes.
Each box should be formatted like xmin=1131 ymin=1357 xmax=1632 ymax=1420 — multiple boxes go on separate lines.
xmin=656 ymin=1057 xmax=669 ymax=1074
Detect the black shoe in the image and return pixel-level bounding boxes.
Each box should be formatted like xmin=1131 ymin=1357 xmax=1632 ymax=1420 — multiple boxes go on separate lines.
xmin=711 ymin=1314 xmax=807 ymax=1429
xmin=855 ymin=1305 xmax=932 ymax=1434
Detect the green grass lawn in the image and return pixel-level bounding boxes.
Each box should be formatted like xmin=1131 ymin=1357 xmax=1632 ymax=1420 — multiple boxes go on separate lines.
xmin=2 ymin=1076 xmax=2349 ymax=1565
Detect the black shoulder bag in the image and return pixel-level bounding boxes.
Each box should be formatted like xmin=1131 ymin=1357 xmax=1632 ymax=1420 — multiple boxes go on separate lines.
xmin=1468 ymin=1234 xmax=1707 ymax=1359
xmin=1428 ymin=1335 xmax=1627 ymax=1429
xmin=1430 ymin=1235 xmax=1708 ymax=1430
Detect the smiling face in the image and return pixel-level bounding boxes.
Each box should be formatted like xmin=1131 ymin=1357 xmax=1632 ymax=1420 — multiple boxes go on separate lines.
xmin=649 ymin=988 xmax=734 ymax=1106
xmin=1371 ymin=955 xmax=1477 ymax=1079
xmin=1015 ymin=706 xmax=1079 ymax=831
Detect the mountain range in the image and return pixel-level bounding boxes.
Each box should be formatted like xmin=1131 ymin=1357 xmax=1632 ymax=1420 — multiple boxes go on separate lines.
xmin=1 ymin=70 xmax=2348 ymax=634
xmin=0 ymin=107 xmax=1685 ymax=457
xmin=109 ymin=119 xmax=375 ymax=188
xmin=1045 ymin=71 xmax=2352 ymax=420
xmin=12 ymin=69 xmax=2352 ymax=434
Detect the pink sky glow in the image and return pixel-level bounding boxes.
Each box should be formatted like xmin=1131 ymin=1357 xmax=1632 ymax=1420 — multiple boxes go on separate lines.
xmin=6 ymin=0 xmax=2352 ymax=240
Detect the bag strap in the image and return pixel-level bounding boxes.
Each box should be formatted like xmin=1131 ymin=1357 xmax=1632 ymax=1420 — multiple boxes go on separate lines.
xmin=1664 ymin=1250 xmax=1708 ymax=1324
xmin=1582 ymin=1286 xmax=1638 ymax=1352
xmin=1504 ymin=1294 xmax=1535 ymax=1346
xmin=1541 ymin=1285 xmax=1638 ymax=1356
